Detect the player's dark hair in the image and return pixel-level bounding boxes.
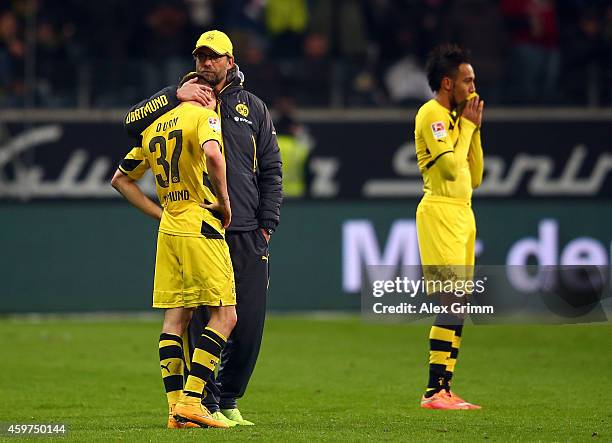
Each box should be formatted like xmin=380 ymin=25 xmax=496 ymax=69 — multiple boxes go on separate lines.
xmin=425 ymin=44 xmax=471 ymax=92
xmin=179 ymin=71 xmax=209 ymax=87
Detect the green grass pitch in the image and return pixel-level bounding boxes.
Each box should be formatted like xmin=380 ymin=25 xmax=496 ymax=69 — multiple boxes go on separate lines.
xmin=1 ymin=315 xmax=610 ymax=442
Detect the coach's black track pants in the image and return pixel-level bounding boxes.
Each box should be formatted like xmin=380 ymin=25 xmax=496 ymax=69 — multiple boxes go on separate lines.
xmin=188 ymin=228 xmax=269 ymax=411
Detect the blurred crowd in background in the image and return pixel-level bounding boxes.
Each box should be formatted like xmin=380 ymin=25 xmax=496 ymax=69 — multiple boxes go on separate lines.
xmin=2 ymin=0 xmax=612 ymax=109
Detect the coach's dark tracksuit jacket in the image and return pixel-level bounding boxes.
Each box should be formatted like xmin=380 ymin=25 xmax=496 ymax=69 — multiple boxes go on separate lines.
xmin=124 ymin=67 xmax=282 ymax=410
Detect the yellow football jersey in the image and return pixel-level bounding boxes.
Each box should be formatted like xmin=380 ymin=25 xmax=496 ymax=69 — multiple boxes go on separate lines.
xmin=119 ymin=103 xmax=224 ymax=237
xmin=414 ymin=99 xmax=478 ymax=201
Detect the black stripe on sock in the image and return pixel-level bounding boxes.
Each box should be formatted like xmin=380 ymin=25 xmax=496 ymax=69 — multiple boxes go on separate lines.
xmin=428 ymin=363 xmax=448 ymax=390
xmin=450 ymin=347 xmax=459 ymax=359
xmin=162 ymin=374 xmax=183 ymax=393
xmin=159 ymin=333 xmax=183 ymax=345
xmin=199 ymin=335 xmax=222 ymax=356
xmin=159 ymin=345 xmax=183 ymax=361
xmin=433 ymin=323 xmax=465 ymax=335
xmin=430 ymin=339 xmax=453 ymax=352
xmin=429 ymin=363 xmax=447 ymax=377
xmin=203 ymin=328 xmax=227 ymax=348
xmin=190 ymin=362 xmax=212 ymax=380
xmin=455 ymin=324 xmax=464 ymax=337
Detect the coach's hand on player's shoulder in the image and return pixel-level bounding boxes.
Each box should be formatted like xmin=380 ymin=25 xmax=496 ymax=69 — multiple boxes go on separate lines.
xmin=200 ymin=197 xmax=232 ymax=229
xmin=178 ymin=78 xmax=214 ymax=107
xmin=462 ymin=96 xmax=484 ymax=128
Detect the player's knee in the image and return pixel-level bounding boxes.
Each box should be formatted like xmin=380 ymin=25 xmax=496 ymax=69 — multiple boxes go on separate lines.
xmin=225 ymin=308 xmax=237 ymax=331
xmin=208 ymin=306 xmax=237 ymax=336
xmin=162 ymin=307 xmax=192 ymax=336
xmin=162 ymin=319 xmax=185 ymax=336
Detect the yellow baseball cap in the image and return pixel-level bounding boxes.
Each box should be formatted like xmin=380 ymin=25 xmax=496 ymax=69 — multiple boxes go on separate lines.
xmin=192 ymin=30 xmax=233 ymax=57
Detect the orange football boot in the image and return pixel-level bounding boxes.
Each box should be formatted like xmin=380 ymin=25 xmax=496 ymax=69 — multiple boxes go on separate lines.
xmin=420 ymin=390 xmax=469 ymax=410
xmin=444 ymin=391 xmax=482 ymax=410
xmin=167 ymin=405 xmax=201 ymax=429
xmin=173 ymin=397 xmax=230 ymax=428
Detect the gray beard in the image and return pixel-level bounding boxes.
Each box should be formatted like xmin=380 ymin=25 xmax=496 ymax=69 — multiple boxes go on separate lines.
xmin=207 ymin=76 xmax=222 ymax=87
xmin=199 ymin=71 xmax=223 ymax=87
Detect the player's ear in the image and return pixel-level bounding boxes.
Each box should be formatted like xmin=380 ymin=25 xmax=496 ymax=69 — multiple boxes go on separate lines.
xmin=227 ymin=56 xmax=235 ymax=69
xmin=441 ymin=77 xmax=452 ymax=92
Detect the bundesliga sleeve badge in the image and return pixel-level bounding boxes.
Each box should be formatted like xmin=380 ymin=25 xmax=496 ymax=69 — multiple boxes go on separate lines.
xmin=208 ymin=116 xmax=221 ymax=132
xmin=431 ymin=121 xmax=447 ymax=140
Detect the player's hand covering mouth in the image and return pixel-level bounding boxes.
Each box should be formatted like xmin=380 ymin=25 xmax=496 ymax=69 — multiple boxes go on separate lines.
xmin=456 ymin=91 xmax=479 ymax=115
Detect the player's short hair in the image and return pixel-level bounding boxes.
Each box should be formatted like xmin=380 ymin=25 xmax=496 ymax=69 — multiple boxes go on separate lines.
xmin=425 ymin=44 xmax=471 ymax=92
xmin=179 ymin=71 xmax=209 ymax=87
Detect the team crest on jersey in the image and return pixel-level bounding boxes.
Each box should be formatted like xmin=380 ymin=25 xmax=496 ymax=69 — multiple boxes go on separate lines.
xmin=208 ymin=117 xmax=221 ymax=132
xmin=236 ymin=103 xmax=249 ymax=117
xmin=431 ymin=121 xmax=447 ymax=139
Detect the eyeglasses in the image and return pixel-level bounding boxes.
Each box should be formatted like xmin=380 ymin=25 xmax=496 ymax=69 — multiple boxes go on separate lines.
xmin=194 ymin=52 xmax=226 ymax=62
